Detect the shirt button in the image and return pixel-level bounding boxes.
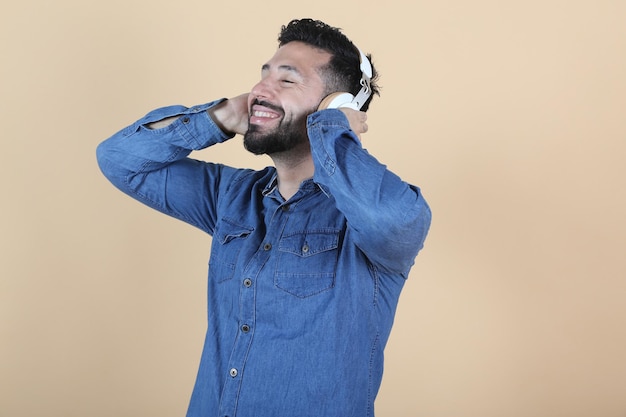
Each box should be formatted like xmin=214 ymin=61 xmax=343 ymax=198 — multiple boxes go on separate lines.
xmin=182 ymin=116 xmax=190 ymax=124
xmin=243 ymin=278 xmax=252 ymax=287
xmin=281 ymin=205 xmax=289 ymax=212
xmin=302 ymin=244 xmax=309 ymax=253
xmin=241 ymin=324 xmax=250 ymax=333
xmin=263 ymin=243 xmax=272 ymax=251
xmin=229 ymin=368 xmax=238 ymax=377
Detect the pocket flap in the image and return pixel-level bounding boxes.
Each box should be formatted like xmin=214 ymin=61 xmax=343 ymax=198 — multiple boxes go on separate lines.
xmin=215 ymin=218 xmax=254 ymax=244
xmin=278 ymin=230 xmax=339 ymax=257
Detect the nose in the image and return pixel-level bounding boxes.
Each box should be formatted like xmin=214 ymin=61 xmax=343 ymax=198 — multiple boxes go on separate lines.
xmin=251 ymin=77 xmax=275 ymax=101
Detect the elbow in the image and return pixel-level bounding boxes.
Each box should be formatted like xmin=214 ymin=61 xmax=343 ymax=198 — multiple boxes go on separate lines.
xmin=379 ymin=183 xmax=431 ymax=241
xmin=394 ymin=195 xmax=431 ymax=250
xmin=412 ymin=199 xmax=432 ymax=255
xmin=379 ymin=190 xmax=432 ymax=264
xmin=95 ymin=139 xmax=129 ymax=190
xmin=95 ymin=140 xmax=114 ymax=179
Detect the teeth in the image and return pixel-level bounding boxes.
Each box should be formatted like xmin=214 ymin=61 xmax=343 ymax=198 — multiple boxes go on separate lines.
xmin=253 ymin=111 xmax=278 ymax=118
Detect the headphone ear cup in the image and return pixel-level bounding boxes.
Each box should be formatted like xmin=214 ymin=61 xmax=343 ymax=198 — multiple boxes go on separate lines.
xmin=318 ymin=92 xmax=355 ymax=110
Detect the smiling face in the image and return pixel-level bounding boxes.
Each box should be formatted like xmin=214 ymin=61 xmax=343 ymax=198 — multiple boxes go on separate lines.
xmin=243 ymin=42 xmax=332 ymax=155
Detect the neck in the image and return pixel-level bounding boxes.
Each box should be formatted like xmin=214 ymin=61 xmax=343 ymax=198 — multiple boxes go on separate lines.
xmin=270 ymin=144 xmax=315 ymax=201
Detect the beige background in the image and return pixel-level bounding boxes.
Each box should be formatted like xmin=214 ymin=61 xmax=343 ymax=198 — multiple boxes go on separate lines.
xmin=2 ymin=1 xmax=625 ymax=416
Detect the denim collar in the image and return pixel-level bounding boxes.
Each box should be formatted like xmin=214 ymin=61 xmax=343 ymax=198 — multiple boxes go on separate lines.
xmin=261 ymin=172 xmax=330 ymax=200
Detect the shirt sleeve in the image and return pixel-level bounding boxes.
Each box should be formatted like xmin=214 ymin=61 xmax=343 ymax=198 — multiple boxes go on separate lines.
xmin=96 ymin=100 xmax=239 ymax=235
xmin=307 ymin=109 xmax=432 ymax=276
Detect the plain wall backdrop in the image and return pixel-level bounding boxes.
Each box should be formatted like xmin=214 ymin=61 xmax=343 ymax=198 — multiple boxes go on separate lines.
xmin=2 ymin=1 xmax=625 ymax=416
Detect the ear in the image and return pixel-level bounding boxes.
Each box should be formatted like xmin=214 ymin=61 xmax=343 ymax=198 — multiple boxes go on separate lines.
xmin=318 ymin=92 xmax=356 ymax=110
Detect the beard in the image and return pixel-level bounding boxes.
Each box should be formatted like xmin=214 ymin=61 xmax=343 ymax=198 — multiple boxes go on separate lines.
xmin=243 ymin=101 xmax=312 ymax=155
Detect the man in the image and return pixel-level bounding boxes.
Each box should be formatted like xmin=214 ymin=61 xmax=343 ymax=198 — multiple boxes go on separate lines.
xmin=97 ymin=18 xmax=431 ymax=417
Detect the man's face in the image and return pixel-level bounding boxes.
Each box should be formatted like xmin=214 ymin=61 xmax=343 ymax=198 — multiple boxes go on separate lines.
xmin=244 ymin=41 xmax=331 ymax=155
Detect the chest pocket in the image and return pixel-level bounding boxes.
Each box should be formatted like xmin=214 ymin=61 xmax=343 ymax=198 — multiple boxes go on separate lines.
xmin=275 ymin=230 xmax=340 ymax=298
xmin=209 ymin=218 xmax=254 ymax=283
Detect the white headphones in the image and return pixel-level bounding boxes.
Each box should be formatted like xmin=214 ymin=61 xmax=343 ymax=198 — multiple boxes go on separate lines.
xmin=318 ymin=48 xmax=373 ymax=110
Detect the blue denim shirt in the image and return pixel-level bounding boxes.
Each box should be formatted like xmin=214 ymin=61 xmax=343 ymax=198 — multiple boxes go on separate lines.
xmin=96 ymin=99 xmax=431 ymax=417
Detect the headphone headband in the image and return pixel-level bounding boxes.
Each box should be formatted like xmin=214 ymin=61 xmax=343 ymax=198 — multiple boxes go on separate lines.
xmin=351 ymin=48 xmax=372 ymax=110
xmin=358 ymin=48 xmax=373 ymax=79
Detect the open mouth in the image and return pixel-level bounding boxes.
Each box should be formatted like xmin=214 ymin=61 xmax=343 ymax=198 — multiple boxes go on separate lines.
xmin=249 ymin=101 xmax=283 ymax=126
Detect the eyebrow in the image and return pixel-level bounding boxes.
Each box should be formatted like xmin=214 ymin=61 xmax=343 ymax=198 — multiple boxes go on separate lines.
xmin=261 ymin=64 xmax=303 ymax=77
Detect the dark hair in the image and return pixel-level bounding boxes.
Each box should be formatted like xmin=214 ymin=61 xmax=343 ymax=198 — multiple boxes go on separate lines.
xmin=278 ymin=18 xmax=380 ymax=112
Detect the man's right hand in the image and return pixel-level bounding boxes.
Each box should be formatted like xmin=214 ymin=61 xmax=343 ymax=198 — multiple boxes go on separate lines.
xmin=208 ymin=93 xmax=250 ymax=136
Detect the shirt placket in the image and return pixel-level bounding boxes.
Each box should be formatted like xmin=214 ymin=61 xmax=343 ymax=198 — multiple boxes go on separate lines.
xmin=217 ymin=193 xmax=292 ymax=417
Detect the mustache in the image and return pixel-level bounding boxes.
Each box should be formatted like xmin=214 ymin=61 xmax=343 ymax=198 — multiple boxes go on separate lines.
xmin=251 ymin=99 xmax=284 ymax=115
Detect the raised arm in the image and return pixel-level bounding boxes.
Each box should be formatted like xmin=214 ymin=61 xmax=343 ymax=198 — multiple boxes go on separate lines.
xmin=307 ymin=109 xmax=431 ymax=275
xmin=96 ymin=97 xmax=249 ymax=234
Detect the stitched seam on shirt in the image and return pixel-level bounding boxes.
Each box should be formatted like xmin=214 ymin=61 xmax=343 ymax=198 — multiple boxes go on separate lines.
xmin=368 ymin=261 xmax=380 ymax=308
xmin=366 ymin=332 xmax=380 ymax=417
